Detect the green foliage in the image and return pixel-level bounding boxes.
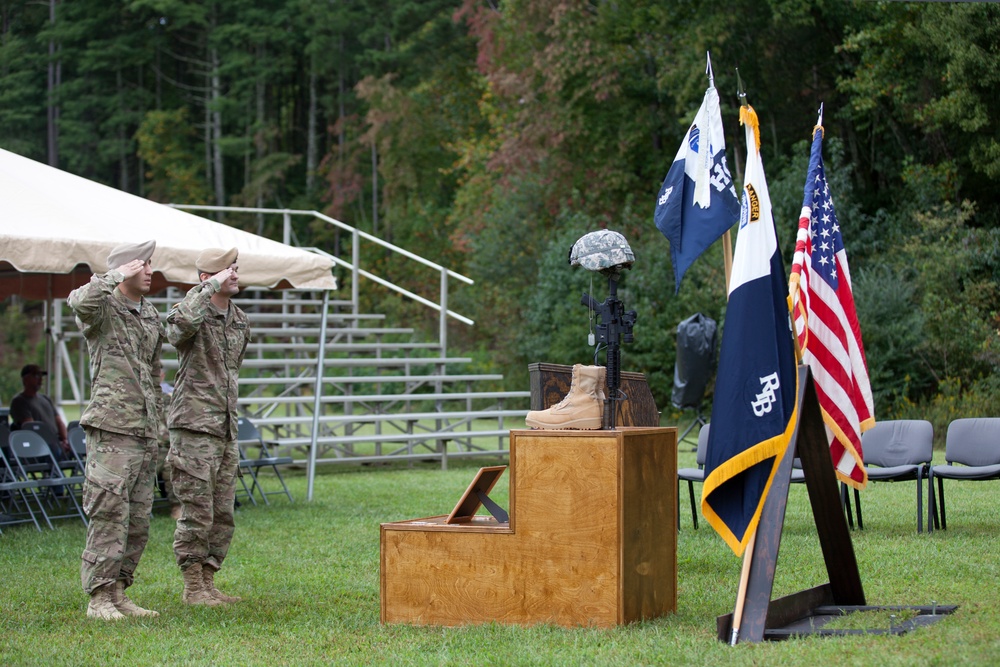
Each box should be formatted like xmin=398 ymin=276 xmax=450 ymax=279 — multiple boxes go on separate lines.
xmin=836 ymin=2 xmax=1000 ymax=221
xmin=854 ymin=265 xmax=929 ymax=415
xmin=0 ymin=6 xmax=47 ymax=157
xmin=135 ymin=108 xmax=211 ymax=203
xmin=0 ymin=302 xmax=42 ymax=404
xmin=853 ymin=198 xmax=999 ymax=421
xmin=517 ymin=209 xmax=602 ymax=368
xmin=901 ymin=203 xmax=997 ymax=384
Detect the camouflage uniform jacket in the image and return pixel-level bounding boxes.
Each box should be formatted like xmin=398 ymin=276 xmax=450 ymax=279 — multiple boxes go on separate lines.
xmin=166 ymin=279 xmax=250 ymax=440
xmin=67 ymin=272 xmax=165 ymax=438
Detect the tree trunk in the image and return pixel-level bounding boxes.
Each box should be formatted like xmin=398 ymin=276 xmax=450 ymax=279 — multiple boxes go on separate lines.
xmin=306 ymin=56 xmax=317 ymax=196
xmin=256 ymin=54 xmax=265 ymax=233
xmin=117 ymin=68 xmax=129 ymax=191
xmin=371 ymin=140 xmax=378 ymax=237
xmin=211 ymin=44 xmax=225 ymax=215
xmin=138 ymin=63 xmax=145 ymax=197
xmin=46 ymin=0 xmax=59 ymax=168
xmin=338 ymin=34 xmax=345 ymax=159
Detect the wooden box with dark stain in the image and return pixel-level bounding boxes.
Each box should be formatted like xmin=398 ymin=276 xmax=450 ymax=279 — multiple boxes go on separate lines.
xmin=528 ymin=362 xmax=660 ymax=427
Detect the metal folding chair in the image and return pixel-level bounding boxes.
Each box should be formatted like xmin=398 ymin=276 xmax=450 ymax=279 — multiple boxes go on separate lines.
xmin=7 ymin=430 xmax=88 ymax=529
xmin=21 ymin=421 xmax=75 ymax=476
xmin=1 ymin=443 xmax=44 ymax=532
xmin=237 ymin=417 xmax=294 ymax=505
xmin=677 ymin=424 xmax=710 ymax=529
xmin=849 ymin=420 xmax=934 ymax=533
xmin=930 ymin=418 xmax=1000 ymax=530
xmin=68 ymin=426 xmax=88 ymax=474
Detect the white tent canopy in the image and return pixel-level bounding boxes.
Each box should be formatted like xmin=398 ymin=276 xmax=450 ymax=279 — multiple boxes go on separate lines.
xmin=0 ymin=148 xmax=336 ymax=299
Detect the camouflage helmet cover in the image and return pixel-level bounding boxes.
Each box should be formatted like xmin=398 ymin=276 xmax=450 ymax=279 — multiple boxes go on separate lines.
xmin=568 ymin=230 xmax=635 ymax=276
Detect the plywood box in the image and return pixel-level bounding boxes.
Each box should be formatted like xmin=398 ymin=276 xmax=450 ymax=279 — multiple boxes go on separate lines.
xmin=380 ymin=427 xmax=677 ymax=627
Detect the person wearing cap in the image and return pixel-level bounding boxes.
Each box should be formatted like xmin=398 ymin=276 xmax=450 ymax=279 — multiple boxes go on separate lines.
xmin=9 ymin=364 xmax=70 ymax=459
xmin=67 ymin=240 xmax=165 ymax=621
xmin=165 ymin=247 xmax=250 ymax=606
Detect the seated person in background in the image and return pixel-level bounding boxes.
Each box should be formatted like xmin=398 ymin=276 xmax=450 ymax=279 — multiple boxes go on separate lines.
xmin=10 ymin=364 xmax=70 ymax=460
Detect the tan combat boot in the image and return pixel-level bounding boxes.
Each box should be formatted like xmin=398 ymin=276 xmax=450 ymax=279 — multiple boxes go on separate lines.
xmin=203 ymin=566 xmax=242 ymax=604
xmin=87 ymin=584 xmax=125 ymax=621
xmin=596 ymin=365 xmax=608 ymax=404
xmin=181 ymin=563 xmax=225 ymax=606
xmin=596 ymin=365 xmax=609 ymax=426
xmin=525 ymin=364 xmax=603 ymax=430
xmin=112 ymin=580 xmax=159 ymax=617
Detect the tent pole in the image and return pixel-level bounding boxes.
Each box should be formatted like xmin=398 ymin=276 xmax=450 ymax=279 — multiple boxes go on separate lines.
xmin=307 ymin=290 xmax=330 ymax=501
xmin=45 ymin=277 xmax=55 ymax=400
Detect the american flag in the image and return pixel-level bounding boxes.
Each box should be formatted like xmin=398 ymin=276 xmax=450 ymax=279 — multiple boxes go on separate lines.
xmin=789 ymin=125 xmax=874 ymax=490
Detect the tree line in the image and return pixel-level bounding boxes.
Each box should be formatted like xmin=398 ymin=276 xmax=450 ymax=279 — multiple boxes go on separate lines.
xmin=2 ymin=0 xmax=998 ymax=430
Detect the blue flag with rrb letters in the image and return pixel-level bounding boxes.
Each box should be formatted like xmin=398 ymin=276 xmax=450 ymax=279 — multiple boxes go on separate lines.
xmin=700 ymin=105 xmax=798 ymax=556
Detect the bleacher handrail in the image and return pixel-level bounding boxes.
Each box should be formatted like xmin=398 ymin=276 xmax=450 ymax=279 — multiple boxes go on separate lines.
xmin=167 ymin=205 xmax=475 ymax=344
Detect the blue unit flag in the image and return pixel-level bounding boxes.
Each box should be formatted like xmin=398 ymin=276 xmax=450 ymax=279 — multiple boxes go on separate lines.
xmin=654 ymin=84 xmax=740 ymax=292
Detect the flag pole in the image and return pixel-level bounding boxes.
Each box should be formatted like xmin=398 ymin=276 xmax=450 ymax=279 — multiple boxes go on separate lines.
xmin=787 ymin=104 xmax=825 ymax=365
xmin=713 ymin=54 xmax=733 ymax=290
xmin=722 ymin=228 xmax=734 ymax=291
xmin=730 ymin=530 xmax=756 ymax=645
xmin=729 ymin=67 xmax=753 ymax=645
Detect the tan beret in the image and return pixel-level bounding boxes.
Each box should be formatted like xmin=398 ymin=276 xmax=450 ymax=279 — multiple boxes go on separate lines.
xmin=196 ymin=247 xmax=238 ymax=274
xmin=107 ymin=240 xmax=156 ymax=271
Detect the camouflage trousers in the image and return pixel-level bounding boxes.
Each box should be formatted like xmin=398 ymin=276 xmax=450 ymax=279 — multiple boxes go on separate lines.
xmin=167 ymin=428 xmax=239 ymax=572
xmin=80 ymin=428 xmax=157 ymax=595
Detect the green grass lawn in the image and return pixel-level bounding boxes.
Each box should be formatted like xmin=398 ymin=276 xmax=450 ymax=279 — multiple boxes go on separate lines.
xmin=2 ymin=448 xmax=999 ymax=666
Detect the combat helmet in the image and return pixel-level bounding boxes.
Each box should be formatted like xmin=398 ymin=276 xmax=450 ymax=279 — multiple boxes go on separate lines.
xmin=568 ymin=230 xmax=635 ymax=280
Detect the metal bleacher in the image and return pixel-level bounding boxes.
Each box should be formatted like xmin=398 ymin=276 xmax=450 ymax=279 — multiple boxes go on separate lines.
xmin=49 ymin=208 xmax=530 ymax=486
xmin=228 ymin=290 xmax=529 ymax=468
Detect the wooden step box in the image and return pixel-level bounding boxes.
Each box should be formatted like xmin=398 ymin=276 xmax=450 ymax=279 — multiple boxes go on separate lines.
xmin=380 ymin=426 xmax=677 ymax=627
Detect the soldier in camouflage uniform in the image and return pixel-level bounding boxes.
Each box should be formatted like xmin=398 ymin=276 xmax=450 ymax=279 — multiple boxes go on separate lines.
xmin=166 ymin=247 xmax=250 ymax=606
xmin=68 ymin=240 xmax=164 ymax=621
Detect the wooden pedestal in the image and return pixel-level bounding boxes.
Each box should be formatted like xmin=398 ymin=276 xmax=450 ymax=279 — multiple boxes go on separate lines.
xmin=380 ymin=427 xmax=678 ymax=627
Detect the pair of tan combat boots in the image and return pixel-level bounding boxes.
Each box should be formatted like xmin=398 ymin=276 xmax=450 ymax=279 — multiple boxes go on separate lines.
xmin=525 ymin=364 xmax=606 ymax=430
xmin=87 ymin=564 xmax=240 ymax=620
